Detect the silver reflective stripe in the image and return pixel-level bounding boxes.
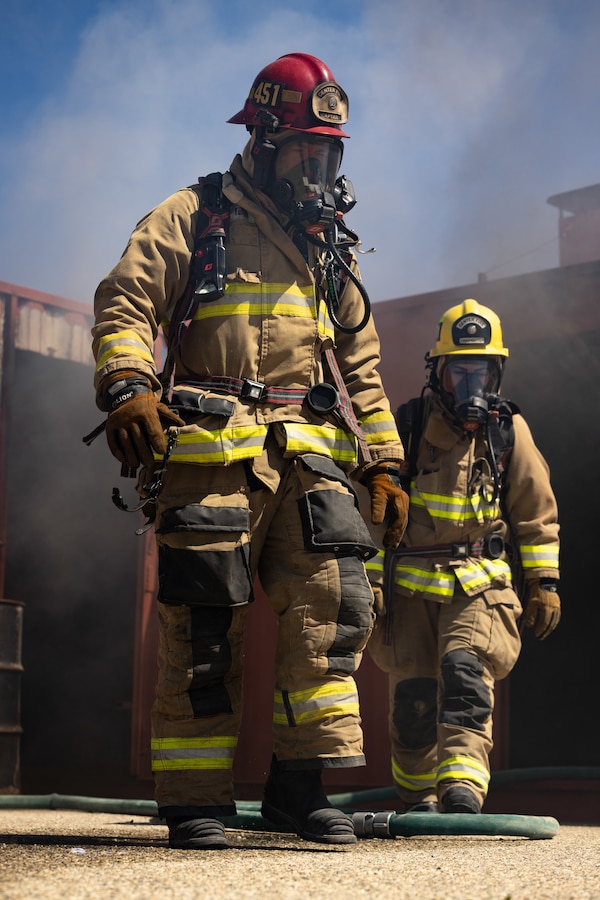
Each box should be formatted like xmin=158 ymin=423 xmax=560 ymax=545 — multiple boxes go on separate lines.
xmin=392 ymin=758 xmax=437 ymax=792
xmin=437 ymin=754 xmax=490 ymax=791
xmin=273 ymin=681 xmax=360 ymax=726
xmin=96 ymin=329 xmax=155 ymax=371
xmin=151 ymin=736 xmax=237 ymax=771
xmin=361 ymin=411 xmax=401 ymax=445
xmin=519 ymin=544 xmax=560 ymax=569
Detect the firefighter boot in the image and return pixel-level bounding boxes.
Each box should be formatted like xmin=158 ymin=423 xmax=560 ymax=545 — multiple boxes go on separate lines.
xmin=405 ymin=801 xmax=439 ymax=812
xmin=167 ymin=816 xmax=229 ymax=849
xmin=441 ymin=785 xmax=481 ymax=814
xmin=261 ymin=757 xmax=357 ymax=844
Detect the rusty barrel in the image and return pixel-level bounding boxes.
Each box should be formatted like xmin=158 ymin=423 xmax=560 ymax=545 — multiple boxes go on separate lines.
xmin=0 ymin=599 xmax=24 ymax=794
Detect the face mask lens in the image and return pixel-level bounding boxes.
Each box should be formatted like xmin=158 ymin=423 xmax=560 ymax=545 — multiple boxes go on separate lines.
xmin=441 ymin=359 xmax=499 ymax=406
xmin=274 ymin=137 xmax=342 ymax=201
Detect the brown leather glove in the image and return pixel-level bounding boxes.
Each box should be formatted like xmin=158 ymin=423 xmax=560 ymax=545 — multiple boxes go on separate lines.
xmin=523 ymin=578 xmax=561 ymax=640
xmin=362 ymin=463 xmax=410 ymax=549
xmin=102 ymin=370 xmax=184 ymax=469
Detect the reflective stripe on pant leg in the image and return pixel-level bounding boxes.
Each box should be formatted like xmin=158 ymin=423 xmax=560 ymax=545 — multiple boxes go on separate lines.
xmin=151 ymin=601 xmax=246 ymax=811
xmin=260 ymin=455 xmax=375 ymax=766
xmin=435 ymin=593 xmax=498 ymax=801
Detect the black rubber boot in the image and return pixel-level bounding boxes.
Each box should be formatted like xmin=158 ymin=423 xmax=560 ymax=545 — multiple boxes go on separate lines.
xmin=441 ymin=785 xmax=481 ymax=814
xmin=405 ymin=800 xmax=439 ymax=812
xmin=167 ymin=816 xmax=229 ymax=849
xmin=261 ymin=757 xmax=356 ymax=845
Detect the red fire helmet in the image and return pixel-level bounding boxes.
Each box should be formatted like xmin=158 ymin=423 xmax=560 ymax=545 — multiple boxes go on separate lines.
xmin=227 ymin=52 xmax=350 ymax=138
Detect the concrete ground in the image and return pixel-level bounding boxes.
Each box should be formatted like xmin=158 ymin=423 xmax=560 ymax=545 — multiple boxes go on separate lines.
xmin=0 ymin=808 xmax=599 ymax=899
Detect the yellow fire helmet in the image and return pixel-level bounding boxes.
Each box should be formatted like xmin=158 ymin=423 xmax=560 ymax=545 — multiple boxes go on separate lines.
xmin=429 ymin=299 xmax=509 ymax=358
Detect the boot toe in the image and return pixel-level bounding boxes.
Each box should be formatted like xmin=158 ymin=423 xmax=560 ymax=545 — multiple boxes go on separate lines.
xmin=261 ymin=800 xmax=356 ymax=845
xmin=167 ymin=816 xmax=229 ymax=849
xmin=405 ymin=800 xmax=439 ymax=812
xmin=441 ymin=786 xmax=481 ymax=814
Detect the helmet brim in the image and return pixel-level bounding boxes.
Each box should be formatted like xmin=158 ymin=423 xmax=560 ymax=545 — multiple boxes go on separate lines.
xmin=227 ymin=110 xmax=350 ymax=138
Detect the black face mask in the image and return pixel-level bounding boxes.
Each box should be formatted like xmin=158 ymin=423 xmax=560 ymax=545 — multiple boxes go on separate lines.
xmin=268 ymin=135 xmax=343 ymax=232
xmin=439 ymin=357 xmax=502 ymax=429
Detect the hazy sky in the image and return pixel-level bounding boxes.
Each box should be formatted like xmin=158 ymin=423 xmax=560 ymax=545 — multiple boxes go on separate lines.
xmin=1 ymin=0 xmax=599 ymax=305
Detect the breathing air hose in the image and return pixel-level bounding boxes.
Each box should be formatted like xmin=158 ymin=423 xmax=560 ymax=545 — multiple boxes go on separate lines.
xmin=3 ymin=766 xmax=596 ymax=839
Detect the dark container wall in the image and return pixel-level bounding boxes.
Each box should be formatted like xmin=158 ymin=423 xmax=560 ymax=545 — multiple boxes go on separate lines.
xmin=4 ymin=350 xmax=144 ymax=797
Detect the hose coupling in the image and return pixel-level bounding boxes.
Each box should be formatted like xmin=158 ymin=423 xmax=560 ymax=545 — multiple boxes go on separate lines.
xmin=351 ymin=810 xmax=395 ymax=839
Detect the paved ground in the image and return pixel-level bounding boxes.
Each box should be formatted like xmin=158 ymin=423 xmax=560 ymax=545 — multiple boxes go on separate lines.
xmin=0 ymin=808 xmax=599 ymax=899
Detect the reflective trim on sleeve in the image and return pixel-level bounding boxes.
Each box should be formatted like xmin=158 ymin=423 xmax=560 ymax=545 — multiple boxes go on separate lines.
xmin=392 ymin=757 xmax=437 ymax=793
xmin=437 ymin=754 xmax=490 ymax=793
xmin=365 ymin=550 xmax=385 ymax=579
xmin=150 ymin=736 xmax=237 ymax=771
xmin=519 ymin=544 xmax=560 ymax=569
xmin=361 ymin=410 xmax=401 ymax=445
xmin=95 ymin=329 xmax=155 ymax=372
xmin=273 ymin=681 xmax=360 ymax=727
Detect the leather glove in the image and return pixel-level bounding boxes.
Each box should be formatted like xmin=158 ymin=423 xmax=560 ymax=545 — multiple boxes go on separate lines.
xmin=371 ymin=585 xmax=386 ymax=617
xmin=102 ymin=370 xmax=184 ymax=469
xmin=362 ymin=463 xmax=410 ymax=550
xmin=523 ymin=578 xmax=561 ymax=640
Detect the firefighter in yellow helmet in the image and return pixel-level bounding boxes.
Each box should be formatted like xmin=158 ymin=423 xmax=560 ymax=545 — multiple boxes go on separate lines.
xmin=367 ymin=299 xmax=560 ymax=814
xmin=90 ymin=53 xmax=408 ymax=848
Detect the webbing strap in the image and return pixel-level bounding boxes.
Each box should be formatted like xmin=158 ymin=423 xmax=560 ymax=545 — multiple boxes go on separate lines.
xmin=174 ymin=375 xmax=308 ymax=404
xmin=389 ymin=540 xmax=485 ymax=559
xmin=324 ymin=347 xmax=372 ymax=464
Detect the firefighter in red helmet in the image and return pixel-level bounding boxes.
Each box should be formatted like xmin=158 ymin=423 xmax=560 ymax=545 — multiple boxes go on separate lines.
xmin=367 ymin=300 xmax=560 ymax=815
xmin=91 ymin=53 xmax=408 ymax=849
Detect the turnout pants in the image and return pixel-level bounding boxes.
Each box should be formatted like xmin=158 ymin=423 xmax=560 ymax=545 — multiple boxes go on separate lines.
xmin=368 ymin=584 xmax=522 ymax=808
xmin=149 ymin=432 xmax=377 ymax=818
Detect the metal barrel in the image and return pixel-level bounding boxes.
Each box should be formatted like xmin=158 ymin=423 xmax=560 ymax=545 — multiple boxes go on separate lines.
xmin=0 ymin=599 xmax=24 ymax=794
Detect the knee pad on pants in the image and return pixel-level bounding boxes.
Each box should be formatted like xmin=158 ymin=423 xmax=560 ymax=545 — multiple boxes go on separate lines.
xmin=440 ymin=649 xmax=491 ymax=732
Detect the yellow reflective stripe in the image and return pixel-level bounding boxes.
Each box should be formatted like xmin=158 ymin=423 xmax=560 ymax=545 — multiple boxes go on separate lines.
xmin=281 ymin=422 xmax=357 ymax=462
xmin=394 ymin=564 xmax=455 ymax=597
xmin=411 ymin=486 xmax=498 ymax=523
xmin=153 ymin=421 xmax=359 ymax=465
xmin=519 ymin=544 xmax=560 ymax=569
xmin=437 ymin=754 xmax=490 ymax=791
xmin=455 ymin=558 xmax=513 ymax=593
xmin=151 ymin=736 xmax=237 ymax=771
xmin=365 ymin=550 xmax=385 ymax=578
xmin=392 ymin=757 xmax=437 ymax=792
xmin=361 ymin=411 xmax=401 ymax=445
xmin=155 ymin=426 xmax=268 ymax=465
xmin=96 ymin=329 xmax=155 ymax=371
xmin=184 ymin=282 xmax=317 ymax=322
xmin=273 ymin=681 xmax=359 ymax=726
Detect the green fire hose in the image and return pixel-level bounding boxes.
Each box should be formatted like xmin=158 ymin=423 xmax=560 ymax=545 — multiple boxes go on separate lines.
xmin=4 ymin=765 xmax=596 ymax=839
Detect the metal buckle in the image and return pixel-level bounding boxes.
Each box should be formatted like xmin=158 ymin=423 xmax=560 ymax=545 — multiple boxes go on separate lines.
xmin=451 ymin=542 xmax=470 ymax=558
xmin=240 ymin=378 xmax=266 ymax=401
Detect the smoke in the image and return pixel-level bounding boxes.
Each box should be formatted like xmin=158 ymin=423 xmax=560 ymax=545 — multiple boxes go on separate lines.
xmin=1 ymin=0 xmax=599 ymax=304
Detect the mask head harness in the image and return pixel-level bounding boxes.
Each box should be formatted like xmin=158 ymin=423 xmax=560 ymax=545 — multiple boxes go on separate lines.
xmin=426 ymin=299 xmax=509 ymax=430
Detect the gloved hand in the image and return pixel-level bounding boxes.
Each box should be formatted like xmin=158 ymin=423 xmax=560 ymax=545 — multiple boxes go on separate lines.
xmin=362 ymin=462 xmax=410 ymax=549
xmin=102 ymin=370 xmax=184 ymax=469
xmin=371 ymin=585 xmax=386 ymax=617
xmin=523 ymin=578 xmax=561 ymax=640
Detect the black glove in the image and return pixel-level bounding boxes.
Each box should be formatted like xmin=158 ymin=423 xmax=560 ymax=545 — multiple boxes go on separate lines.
xmin=102 ymin=371 xmax=184 ymax=469
xmin=362 ymin=463 xmax=410 ymax=549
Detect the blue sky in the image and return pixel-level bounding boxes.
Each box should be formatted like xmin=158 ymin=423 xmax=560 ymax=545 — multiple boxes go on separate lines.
xmin=1 ymin=0 xmax=599 ymax=304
